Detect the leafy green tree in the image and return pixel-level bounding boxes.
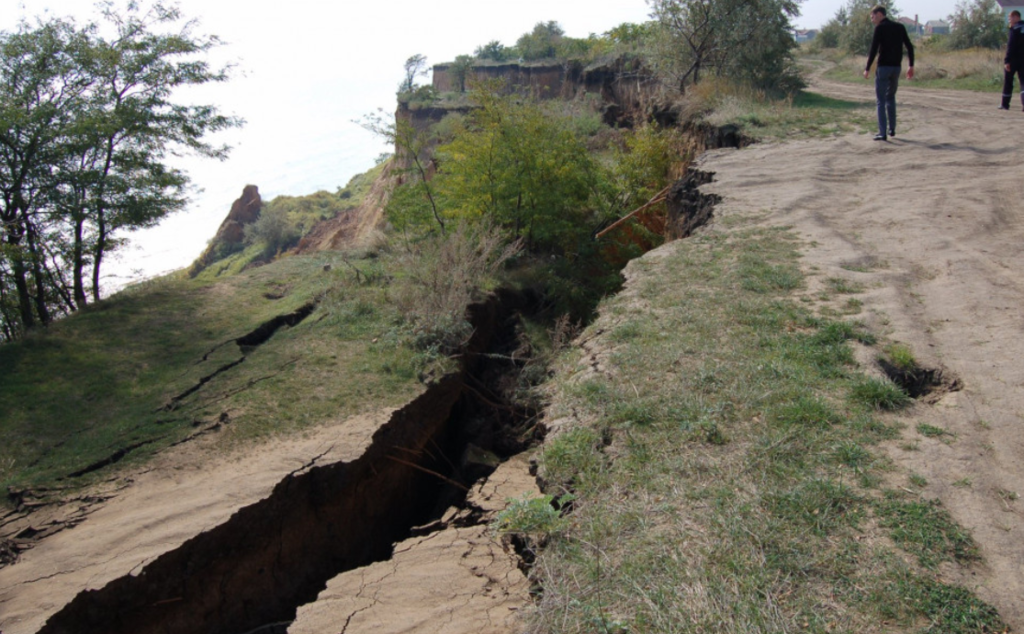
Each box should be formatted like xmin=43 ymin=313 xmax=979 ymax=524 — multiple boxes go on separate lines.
xmin=474 ymin=40 xmax=515 ymax=62
xmin=0 ymin=2 xmax=238 ymax=339
xmin=432 ymin=91 xmax=603 ymax=252
xmin=516 ymin=21 xmax=565 ymax=61
xmin=647 ymin=0 xmax=802 ymax=93
xmin=448 ymin=54 xmax=474 ymax=92
xmin=610 ymin=125 xmax=677 ymax=211
xmin=812 ymin=7 xmax=847 ymax=50
xmin=0 ymin=17 xmax=92 ymax=331
xmin=947 ymin=0 xmax=1005 ymax=50
xmin=604 ymin=22 xmax=657 ymax=47
xmin=74 ymin=2 xmax=236 ymax=304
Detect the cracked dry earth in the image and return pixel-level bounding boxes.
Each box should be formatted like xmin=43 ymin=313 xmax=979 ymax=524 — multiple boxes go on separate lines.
xmin=288 ymin=455 xmax=536 ymax=634
xmin=0 ymin=412 xmax=387 ymax=634
xmin=0 ymin=409 xmax=537 ymax=634
xmin=3 ymin=77 xmax=1024 ymax=634
xmin=695 ymin=76 xmax=1024 ymax=628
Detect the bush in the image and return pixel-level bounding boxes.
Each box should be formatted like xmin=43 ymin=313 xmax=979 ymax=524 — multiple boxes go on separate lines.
xmin=391 ymin=222 xmax=521 ymax=354
xmin=244 ymin=204 xmax=301 ymax=257
xmin=492 ymin=494 xmax=568 ymax=537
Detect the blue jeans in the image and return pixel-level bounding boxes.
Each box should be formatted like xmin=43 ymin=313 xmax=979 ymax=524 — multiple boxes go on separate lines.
xmin=875 ymin=66 xmax=900 ymax=135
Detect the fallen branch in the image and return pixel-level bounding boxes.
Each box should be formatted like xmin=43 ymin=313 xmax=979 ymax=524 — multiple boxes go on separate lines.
xmin=595 ymin=184 xmax=673 ymax=240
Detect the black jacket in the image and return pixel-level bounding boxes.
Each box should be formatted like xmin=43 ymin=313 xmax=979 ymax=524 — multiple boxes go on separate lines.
xmin=1006 ymin=21 xmax=1024 ymax=68
xmin=866 ymin=18 xmax=915 ymax=70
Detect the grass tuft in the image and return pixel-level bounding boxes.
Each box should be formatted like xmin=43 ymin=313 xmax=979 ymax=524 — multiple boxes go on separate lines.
xmin=850 ymin=377 xmax=911 ymax=411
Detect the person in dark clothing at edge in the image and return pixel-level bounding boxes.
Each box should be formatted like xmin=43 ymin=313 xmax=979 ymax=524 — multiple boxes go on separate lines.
xmin=862 ymin=5 xmax=914 ymax=141
xmin=1000 ymin=10 xmax=1024 ymax=111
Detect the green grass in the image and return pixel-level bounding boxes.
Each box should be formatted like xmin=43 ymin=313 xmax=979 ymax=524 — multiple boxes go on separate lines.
xmin=875 ymin=491 xmax=980 ymax=569
xmin=826 ymin=276 xmax=865 ymax=295
xmin=0 ymin=252 xmax=424 ymax=497
xmin=705 ymin=89 xmax=874 ymax=141
xmin=850 ymin=377 xmax=912 ymax=411
xmin=885 ymin=343 xmax=918 ymax=373
xmin=529 ymin=224 xmax=999 ymax=633
xmin=862 ymin=561 xmax=1006 ymax=634
xmin=916 ymin=423 xmax=953 ymax=439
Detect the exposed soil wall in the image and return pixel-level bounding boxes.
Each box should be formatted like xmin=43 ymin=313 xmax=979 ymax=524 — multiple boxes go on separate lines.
xmin=38 ymin=376 xmax=465 ymax=634
xmin=35 ymin=289 xmax=544 ymax=634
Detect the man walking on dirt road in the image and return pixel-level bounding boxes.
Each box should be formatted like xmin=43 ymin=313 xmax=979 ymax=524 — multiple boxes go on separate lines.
xmin=863 ymin=5 xmax=914 ymax=141
xmin=1000 ymin=10 xmax=1024 ymax=111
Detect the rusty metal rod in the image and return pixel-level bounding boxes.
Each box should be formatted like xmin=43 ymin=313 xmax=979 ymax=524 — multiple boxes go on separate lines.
xmin=385 ymin=455 xmax=471 ymax=492
xmin=594 ymin=184 xmax=673 ymax=240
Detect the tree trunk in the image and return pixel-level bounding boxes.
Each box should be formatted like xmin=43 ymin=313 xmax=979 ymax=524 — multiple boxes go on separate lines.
xmin=24 ymin=219 xmax=52 ymax=326
xmin=91 ymin=205 xmax=105 ymax=303
xmin=73 ymin=215 xmax=88 ymax=307
xmin=4 ymin=196 xmax=34 ymax=329
xmin=10 ymin=250 xmax=35 ymax=330
xmin=0 ymin=262 xmax=22 ymax=340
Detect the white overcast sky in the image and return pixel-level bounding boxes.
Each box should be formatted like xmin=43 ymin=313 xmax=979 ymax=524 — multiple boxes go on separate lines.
xmin=0 ymin=0 xmax=966 ymax=282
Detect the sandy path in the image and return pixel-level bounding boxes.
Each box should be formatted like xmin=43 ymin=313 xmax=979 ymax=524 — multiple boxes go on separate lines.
xmin=697 ymin=76 xmax=1024 ymax=627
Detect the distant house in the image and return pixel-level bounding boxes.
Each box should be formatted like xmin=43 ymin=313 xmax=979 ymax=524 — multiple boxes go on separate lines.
xmin=997 ymin=0 xmax=1024 ymax=19
xmin=897 ymin=16 xmax=924 ymax=37
xmin=925 ymin=20 xmax=950 ymax=35
xmin=794 ymin=29 xmax=817 ymax=43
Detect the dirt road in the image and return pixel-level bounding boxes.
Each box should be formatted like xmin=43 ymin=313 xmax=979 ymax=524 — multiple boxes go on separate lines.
xmin=698 ymin=75 xmax=1024 ymax=628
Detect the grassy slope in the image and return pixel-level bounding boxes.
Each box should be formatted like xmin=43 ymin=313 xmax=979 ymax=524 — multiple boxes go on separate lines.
xmin=528 ymin=222 xmax=1003 ymax=633
xmin=0 ymin=252 xmax=423 ymax=496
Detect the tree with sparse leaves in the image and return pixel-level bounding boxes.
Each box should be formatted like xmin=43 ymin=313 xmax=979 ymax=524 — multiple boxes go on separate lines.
xmin=398 ymin=54 xmax=429 ymax=93
xmin=647 ymin=0 xmax=803 ymax=93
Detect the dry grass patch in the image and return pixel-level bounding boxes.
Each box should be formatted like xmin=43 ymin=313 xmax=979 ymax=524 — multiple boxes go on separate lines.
xmin=824 ymin=48 xmax=1004 ymax=93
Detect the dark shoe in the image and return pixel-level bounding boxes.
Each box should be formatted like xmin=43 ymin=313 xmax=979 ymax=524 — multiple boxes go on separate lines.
xmin=999 ymin=105 xmax=1010 ymax=110
xmin=873 ymin=133 xmax=887 ymax=141
xmin=888 ymin=129 xmax=896 ymax=137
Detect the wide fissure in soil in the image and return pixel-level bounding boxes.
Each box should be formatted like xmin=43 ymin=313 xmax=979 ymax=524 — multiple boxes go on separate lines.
xmin=30 ymin=162 xmax=724 ymax=634
xmin=36 ymin=290 xmax=544 ymax=634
